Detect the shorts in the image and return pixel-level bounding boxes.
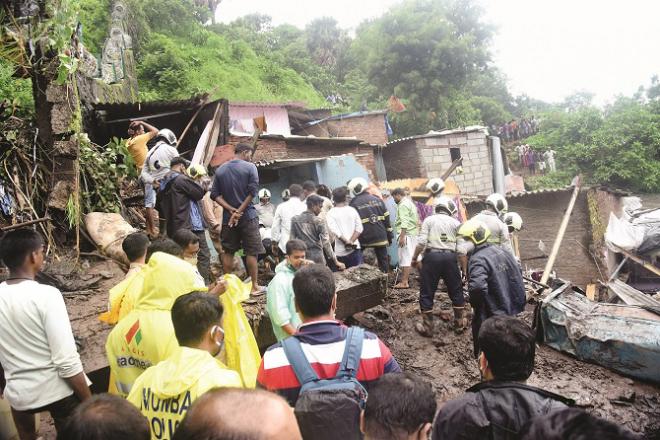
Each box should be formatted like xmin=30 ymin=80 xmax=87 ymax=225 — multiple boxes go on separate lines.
xmin=144 ymin=182 xmax=156 ymax=208
xmin=221 ymin=217 xmax=266 ymax=256
xmin=398 ymin=235 xmax=417 ymax=267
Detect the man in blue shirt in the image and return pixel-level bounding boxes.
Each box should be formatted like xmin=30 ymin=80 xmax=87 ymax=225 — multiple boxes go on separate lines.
xmin=211 ymin=143 xmax=265 ymax=294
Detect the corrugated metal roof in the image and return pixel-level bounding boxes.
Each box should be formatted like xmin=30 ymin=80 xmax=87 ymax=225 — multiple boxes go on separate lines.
xmin=255 ymin=153 xmax=367 ymax=169
xmin=507 ymin=186 xmax=574 ymax=198
xmin=301 ymin=109 xmax=388 ymax=129
xmin=384 ymin=125 xmax=489 ymax=147
xmin=259 ymin=133 xmax=364 ymax=146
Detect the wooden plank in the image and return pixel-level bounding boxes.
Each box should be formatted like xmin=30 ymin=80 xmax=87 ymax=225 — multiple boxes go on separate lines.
xmin=540 ymin=176 xmax=581 ymax=285
xmin=586 ymin=283 xmax=597 ymax=301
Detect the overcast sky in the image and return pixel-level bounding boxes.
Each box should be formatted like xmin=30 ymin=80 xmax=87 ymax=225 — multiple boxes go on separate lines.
xmin=216 ymin=0 xmax=660 ymax=105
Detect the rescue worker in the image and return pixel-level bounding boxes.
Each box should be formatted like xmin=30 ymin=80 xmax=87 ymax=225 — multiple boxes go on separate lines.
xmin=105 ymin=252 xmax=213 ymax=397
xmin=127 ymin=292 xmax=242 ymax=440
xmin=458 ymin=219 xmax=526 ymax=357
xmin=140 ymin=128 xmax=179 ymax=237
xmin=348 ymin=177 xmax=393 ymax=273
xmin=256 ymin=188 xmax=276 ymax=268
xmin=458 ymin=194 xmax=514 ymax=274
xmin=503 ymin=212 xmax=523 ymax=260
xmin=412 ymin=197 xmax=465 ymax=337
xmin=426 ymin=177 xmax=445 ymax=201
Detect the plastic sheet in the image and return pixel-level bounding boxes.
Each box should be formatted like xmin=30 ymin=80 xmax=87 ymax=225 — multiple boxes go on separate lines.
xmin=220 ymin=275 xmax=261 ymax=388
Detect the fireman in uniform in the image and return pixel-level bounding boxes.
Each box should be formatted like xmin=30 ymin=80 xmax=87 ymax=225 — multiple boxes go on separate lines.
xmin=412 ymin=196 xmax=466 ymax=337
xmin=348 ymin=177 xmax=393 ymax=273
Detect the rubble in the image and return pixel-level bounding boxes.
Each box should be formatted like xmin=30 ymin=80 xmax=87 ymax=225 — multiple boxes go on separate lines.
xmin=244 ymin=265 xmax=387 ymax=349
xmin=537 ymin=282 xmax=660 ymax=384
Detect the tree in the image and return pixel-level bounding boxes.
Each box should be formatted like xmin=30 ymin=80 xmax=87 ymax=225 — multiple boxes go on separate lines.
xmin=350 ymin=0 xmax=494 ymax=135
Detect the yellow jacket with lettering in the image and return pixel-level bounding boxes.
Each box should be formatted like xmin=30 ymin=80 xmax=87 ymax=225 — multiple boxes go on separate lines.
xmin=105 ymin=253 xmax=207 ymax=397
xmin=127 ymin=346 xmax=242 ymax=440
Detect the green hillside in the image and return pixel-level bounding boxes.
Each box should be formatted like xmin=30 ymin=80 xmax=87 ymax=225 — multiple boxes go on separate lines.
xmin=79 ymin=0 xmax=325 ymax=105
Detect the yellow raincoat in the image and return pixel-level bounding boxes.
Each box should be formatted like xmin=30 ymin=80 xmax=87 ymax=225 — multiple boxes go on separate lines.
xmin=99 ymin=268 xmax=146 ymax=325
xmin=220 ymin=275 xmax=262 ymax=388
xmin=106 ymin=252 xmax=207 ymax=397
xmin=127 ymin=346 xmax=242 ymax=440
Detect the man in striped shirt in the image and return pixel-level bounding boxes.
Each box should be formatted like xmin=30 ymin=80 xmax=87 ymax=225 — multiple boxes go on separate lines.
xmin=257 ymin=264 xmax=401 ymax=405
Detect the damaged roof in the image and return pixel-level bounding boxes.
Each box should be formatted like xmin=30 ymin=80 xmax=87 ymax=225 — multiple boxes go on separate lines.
xmin=93 ymin=94 xmax=208 ymax=115
xmin=300 ymin=109 xmax=388 ymax=129
xmin=385 ymin=125 xmax=489 ymax=147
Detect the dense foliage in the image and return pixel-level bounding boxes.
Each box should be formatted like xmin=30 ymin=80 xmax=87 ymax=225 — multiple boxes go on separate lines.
xmin=526 ymin=89 xmax=660 ymax=192
xmin=2 ymin=0 xmax=658 ymax=192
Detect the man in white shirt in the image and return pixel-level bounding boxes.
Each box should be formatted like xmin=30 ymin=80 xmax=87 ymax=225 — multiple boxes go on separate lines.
xmin=0 ymin=229 xmax=91 ymax=438
xmin=327 ymin=186 xmax=364 ymax=268
xmin=271 ymin=184 xmax=306 ymax=255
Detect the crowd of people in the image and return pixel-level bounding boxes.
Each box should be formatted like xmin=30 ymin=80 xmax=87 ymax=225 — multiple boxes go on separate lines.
xmin=496 ymin=117 xmax=539 ymax=143
xmin=514 ymin=144 xmax=557 ymax=175
xmin=0 ymin=120 xmax=639 ymax=440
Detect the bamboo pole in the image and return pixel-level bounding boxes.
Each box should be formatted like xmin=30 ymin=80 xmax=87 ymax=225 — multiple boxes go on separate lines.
xmin=540 ymin=176 xmax=581 ymax=285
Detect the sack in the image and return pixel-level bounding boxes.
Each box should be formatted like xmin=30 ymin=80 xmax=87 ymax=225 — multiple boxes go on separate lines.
xmin=84 ymin=212 xmax=136 ymax=264
xmin=220 ymin=274 xmax=262 ymax=388
xmin=282 ymin=327 xmax=367 ymax=440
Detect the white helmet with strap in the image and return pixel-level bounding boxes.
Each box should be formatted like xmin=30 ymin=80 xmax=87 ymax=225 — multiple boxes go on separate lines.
xmin=348 ymin=177 xmax=368 ymax=196
xmin=435 ymin=196 xmax=458 ymax=216
xmin=426 ymin=178 xmax=445 ymax=195
xmin=485 ymin=193 xmax=508 ymax=215
xmin=258 ymin=188 xmax=271 ymax=199
xmin=503 ymin=212 xmax=523 ymax=232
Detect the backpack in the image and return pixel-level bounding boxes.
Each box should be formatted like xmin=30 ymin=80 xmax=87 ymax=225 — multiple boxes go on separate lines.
xmin=282 ymin=327 xmax=368 ymax=440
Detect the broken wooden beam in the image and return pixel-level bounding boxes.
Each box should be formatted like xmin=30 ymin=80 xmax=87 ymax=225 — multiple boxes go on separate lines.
xmin=540 ymin=176 xmax=581 ymax=286
xmin=1 ymin=217 xmax=50 ymax=232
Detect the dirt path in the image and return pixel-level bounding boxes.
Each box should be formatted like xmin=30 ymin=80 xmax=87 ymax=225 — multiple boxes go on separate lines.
xmin=353 ymin=284 xmax=660 ymax=439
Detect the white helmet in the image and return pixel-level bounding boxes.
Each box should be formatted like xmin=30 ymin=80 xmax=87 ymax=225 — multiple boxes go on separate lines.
xmin=435 ymin=196 xmax=458 ymax=216
xmin=503 ymin=212 xmax=523 ymax=232
xmin=486 ymin=193 xmax=508 ymax=215
xmin=258 ymin=188 xmax=271 ymax=199
xmin=156 ymin=128 xmax=177 ymax=147
xmin=281 ymin=189 xmax=291 ymax=200
xmin=426 ymin=178 xmax=445 ymax=195
xmin=348 ymin=177 xmax=368 ymax=196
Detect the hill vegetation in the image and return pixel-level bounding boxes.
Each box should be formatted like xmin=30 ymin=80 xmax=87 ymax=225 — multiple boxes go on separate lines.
xmin=1 ymin=0 xmax=658 ymax=191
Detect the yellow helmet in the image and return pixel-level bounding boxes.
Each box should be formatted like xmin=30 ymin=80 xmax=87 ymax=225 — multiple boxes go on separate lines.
xmin=458 ymin=219 xmax=491 ymax=245
xmin=187 ymin=163 xmax=207 ymax=179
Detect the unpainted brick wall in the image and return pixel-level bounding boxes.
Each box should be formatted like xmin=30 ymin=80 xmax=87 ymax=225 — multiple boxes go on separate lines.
xmin=382 ymin=131 xmax=494 ymax=195
xmin=466 ymin=190 xmax=601 ymax=288
xmin=420 ymin=131 xmax=493 ymax=195
xmin=228 ymin=136 xmax=377 ymax=179
xmin=294 ymin=114 xmax=388 ymax=145
xmin=382 ymin=139 xmax=424 ymax=179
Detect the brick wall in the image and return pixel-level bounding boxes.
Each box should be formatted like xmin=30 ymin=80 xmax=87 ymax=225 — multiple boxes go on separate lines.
xmin=225 ymin=135 xmax=377 ymax=179
xmin=382 ymin=130 xmax=493 ymax=194
xmin=466 ymin=190 xmax=601 ymax=288
xmin=381 ymin=139 xmax=424 ymax=180
xmin=419 ymin=131 xmax=493 ymax=195
xmin=294 ymin=114 xmax=388 ymax=145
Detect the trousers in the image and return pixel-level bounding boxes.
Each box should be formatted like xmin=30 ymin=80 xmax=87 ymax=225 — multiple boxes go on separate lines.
xmin=419 ymin=250 xmax=464 ymax=312
xmin=193 ymin=230 xmax=211 ymax=284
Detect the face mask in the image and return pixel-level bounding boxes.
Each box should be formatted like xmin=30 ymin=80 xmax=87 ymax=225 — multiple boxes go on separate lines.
xmin=211 ymin=325 xmax=225 ymax=358
xmin=184 ymin=256 xmax=198 ymax=266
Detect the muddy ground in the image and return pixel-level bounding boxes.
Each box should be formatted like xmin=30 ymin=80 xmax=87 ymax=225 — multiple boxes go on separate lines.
xmin=352 ymin=279 xmax=660 ymax=439
xmin=30 ymin=257 xmax=660 ymax=439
